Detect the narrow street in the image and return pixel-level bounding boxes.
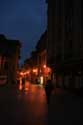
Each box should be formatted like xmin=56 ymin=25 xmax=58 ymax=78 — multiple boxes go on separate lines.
xmin=0 ymin=81 xmax=81 ymax=125
xmin=0 ymin=82 xmax=48 ymax=125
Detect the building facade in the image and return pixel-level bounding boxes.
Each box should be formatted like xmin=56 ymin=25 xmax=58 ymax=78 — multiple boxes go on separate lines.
xmin=36 ymin=31 xmax=51 ymax=85
xmin=22 ymin=31 xmax=51 ymax=86
xmin=47 ymin=0 xmax=82 ymax=89
xmin=0 ymin=35 xmax=21 ymax=85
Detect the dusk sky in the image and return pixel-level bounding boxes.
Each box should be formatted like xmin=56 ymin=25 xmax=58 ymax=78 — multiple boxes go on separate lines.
xmin=0 ymin=0 xmax=47 ymax=64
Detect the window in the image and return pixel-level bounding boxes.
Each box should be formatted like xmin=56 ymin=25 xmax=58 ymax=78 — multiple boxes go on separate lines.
xmin=65 ymin=0 xmax=73 ymax=37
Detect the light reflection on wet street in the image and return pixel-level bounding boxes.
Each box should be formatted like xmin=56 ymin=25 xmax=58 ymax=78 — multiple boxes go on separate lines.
xmin=0 ymin=81 xmax=81 ymax=125
xmin=0 ymin=82 xmax=48 ymax=125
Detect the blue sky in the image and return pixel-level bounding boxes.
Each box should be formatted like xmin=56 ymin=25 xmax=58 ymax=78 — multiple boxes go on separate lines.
xmin=0 ymin=0 xmax=47 ymax=64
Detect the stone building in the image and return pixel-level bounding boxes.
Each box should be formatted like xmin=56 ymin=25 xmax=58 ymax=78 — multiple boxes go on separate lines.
xmin=22 ymin=31 xmax=51 ymax=85
xmin=46 ymin=0 xmax=82 ymax=89
xmin=0 ymin=35 xmax=21 ymax=85
xmin=36 ymin=31 xmax=51 ymax=85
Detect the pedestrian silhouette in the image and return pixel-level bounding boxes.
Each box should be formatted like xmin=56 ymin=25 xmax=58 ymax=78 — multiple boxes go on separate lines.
xmin=45 ymin=79 xmax=54 ymax=104
xmin=22 ymin=77 xmax=25 ymax=85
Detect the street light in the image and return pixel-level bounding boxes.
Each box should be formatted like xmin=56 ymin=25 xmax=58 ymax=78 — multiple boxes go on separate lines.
xmin=32 ymin=68 xmax=38 ymax=75
xmin=43 ymin=64 xmax=46 ymax=68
